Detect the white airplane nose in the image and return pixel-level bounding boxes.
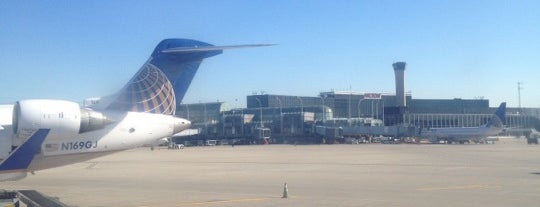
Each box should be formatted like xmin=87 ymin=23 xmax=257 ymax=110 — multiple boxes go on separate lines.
xmin=173 ymin=117 xmax=191 ymax=134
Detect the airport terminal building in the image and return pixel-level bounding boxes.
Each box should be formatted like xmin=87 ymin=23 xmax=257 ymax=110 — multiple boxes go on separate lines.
xmin=175 ymin=92 xmax=540 ymax=144
xmin=174 ymin=62 xmax=540 ymax=144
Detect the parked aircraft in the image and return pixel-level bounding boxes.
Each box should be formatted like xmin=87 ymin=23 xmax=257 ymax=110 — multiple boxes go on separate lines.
xmin=419 ymin=102 xmax=506 ymax=144
xmin=0 ymin=39 xmax=272 ymax=181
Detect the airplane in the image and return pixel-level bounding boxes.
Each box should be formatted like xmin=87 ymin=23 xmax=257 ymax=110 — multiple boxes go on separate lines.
xmin=0 ymin=39 xmax=273 ymax=181
xmin=419 ymin=102 xmax=506 ymax=144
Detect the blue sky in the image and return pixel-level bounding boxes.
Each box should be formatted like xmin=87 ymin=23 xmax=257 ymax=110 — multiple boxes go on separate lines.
xmin=1 ymin=0 xmax=539 ymax=108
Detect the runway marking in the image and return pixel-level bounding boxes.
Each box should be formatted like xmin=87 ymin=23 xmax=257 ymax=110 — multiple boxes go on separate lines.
xmin=417 ymin=185 xmax=490 ymax=191
xmin=178 ymin=196 xmax=282 ymax=206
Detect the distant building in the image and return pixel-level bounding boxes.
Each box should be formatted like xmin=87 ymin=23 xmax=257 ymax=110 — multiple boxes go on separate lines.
xmin=176 ymin=93 xmax=540 ymax=143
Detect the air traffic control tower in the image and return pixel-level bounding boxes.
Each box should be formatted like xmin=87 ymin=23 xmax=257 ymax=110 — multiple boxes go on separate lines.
xmin=384 ymin=62 xmax=408 ymax=126
xmin=393 ymin=62 xmax=406 ymax=107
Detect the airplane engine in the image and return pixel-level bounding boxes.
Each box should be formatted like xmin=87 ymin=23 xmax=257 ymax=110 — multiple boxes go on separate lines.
xmin=12 ymin=100 xmax=111 ymax=141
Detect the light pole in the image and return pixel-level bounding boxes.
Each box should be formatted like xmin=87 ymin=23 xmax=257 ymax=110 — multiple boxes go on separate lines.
xmin=371 ymin=100 xmax=375 ymax=119
xmin=375 ymin=99 xmax=380 ymax=120
xmin=348 ymin=91 xmax=352 ymax=120
xmin=255 ymin=97 xmax=264 ymax=141
xmin=296 ymin=96 xmax=304 ymax=134
xmin=241 ymin=108 xmax=244 ymax=136
xmin=357 ymin=98 xmax=365 ymax=118
xmin=382 ymin=99 xmax=385 ymax=126
xmin=255 ymin=97 xmax=263 ymax=128
xmin=203 ymin=102 xmax=207 ymax=135
xmin=231 ymin=110 xmax=235 ymax=135
xmin=319 ymin=96 xmax=326 ymax=124
xmin=276 ymin=96 xmax=283 ymax=134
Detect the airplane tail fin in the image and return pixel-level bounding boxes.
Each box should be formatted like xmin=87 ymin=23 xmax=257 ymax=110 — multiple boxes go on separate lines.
xmin=102 ymin=39 xmax=274 ymax=115
xmin=486 ymin=102 xmax=506 ymax=128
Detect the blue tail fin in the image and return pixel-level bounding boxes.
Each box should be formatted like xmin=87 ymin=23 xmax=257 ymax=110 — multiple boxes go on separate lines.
xmin=486 ymin=102 xmax=506 ymax=128
xmin=0 ymin=129 xmax=49 ymax=172
xmin=106 ymin=39 xmax=221 ymax=114
xmin=104 ymin=38 xmax=273 ymax=115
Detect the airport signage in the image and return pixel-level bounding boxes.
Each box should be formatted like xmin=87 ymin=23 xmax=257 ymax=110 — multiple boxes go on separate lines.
xmin=363 ymin=93 xmax=382 ymax=99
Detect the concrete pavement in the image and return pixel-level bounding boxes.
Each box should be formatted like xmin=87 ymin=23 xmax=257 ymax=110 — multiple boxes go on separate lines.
xmin=4 ymin=141 xmax=540 ymax=207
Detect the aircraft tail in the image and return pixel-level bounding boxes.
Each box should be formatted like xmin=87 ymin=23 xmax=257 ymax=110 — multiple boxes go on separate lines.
xmin=102 ymin=39 xmax=274 ymax=115
xmin=486 ymin=102 xmax=506 ymax=128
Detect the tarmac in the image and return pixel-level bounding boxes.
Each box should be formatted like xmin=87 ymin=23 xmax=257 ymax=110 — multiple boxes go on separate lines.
xmin=3 ymin=140 xmax=540 ymax=207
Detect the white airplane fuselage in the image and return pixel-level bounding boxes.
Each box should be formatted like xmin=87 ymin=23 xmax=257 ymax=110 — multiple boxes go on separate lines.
xmin=423 ymin=126 xmax=502 ymax=141
xmin=0 ymin=103 xmax=190 ymax=180
xmin=31 ymin=110 xmax=188 ymax=170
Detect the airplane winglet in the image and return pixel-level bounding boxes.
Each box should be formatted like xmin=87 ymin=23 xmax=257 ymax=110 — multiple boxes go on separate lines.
xmin=0 ymin=129 xmax=50 ymax=171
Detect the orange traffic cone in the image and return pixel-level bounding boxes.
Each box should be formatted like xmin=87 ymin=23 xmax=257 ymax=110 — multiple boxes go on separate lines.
xmin=282 ymin=182 xmax=289 ymax=198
